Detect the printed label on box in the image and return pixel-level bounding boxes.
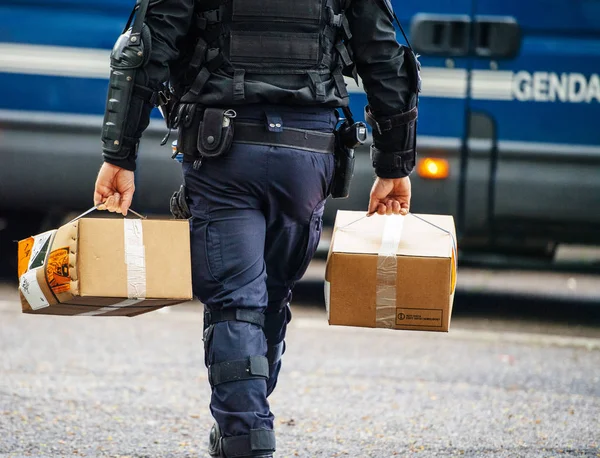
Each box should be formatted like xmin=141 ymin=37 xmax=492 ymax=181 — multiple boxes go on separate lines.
xmin=28 ymin=231 xmax=54 ymax=271
xmin=20 ymin=268 xmax=50 ymax=310
xmin=47 ymin=247 xmax=70 ymax=294
xmin=395 ymin=308 xmax=443 ymax=328
xmin=18 ymin=237 xmax=34 ymax=278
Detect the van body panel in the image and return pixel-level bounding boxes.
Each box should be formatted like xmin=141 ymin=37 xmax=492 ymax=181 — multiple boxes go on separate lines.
xmin=468 ymin=0 xmax=600 ymax=239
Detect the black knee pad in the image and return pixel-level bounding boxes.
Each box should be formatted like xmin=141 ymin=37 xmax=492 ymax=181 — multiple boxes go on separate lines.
xmin=221 ymin=429 xmax=276 ymax=458
xmin=203 ymin=307 xmax=268 ymax=372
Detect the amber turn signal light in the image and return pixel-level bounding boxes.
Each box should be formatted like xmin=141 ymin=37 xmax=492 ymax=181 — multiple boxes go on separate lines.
xmin=417 ymin=158 xmax=450 ymax=180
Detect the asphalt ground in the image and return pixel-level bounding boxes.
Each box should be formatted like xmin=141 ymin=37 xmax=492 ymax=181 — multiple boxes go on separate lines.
xmin=1 ymin=279 xmax=599 ymax=458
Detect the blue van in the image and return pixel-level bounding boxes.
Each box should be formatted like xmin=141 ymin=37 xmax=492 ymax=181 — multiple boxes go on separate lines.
xmin=1 ymin=0 xmax=599 ymax=274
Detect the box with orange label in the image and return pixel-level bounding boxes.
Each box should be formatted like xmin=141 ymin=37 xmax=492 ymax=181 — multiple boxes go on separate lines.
xmin=17 ymin=217 xmax=193 ymax=317
xmin=325 ymin=211 xmax=457 ymax=332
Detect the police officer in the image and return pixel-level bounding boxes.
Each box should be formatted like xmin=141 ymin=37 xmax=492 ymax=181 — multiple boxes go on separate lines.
xmin=93 ymin=0 xmax=420 ymax=456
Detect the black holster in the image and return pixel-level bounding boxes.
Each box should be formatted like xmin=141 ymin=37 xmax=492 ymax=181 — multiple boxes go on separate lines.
xmin=331 ymin=136 xmax=355 ymax=199
xmin=170 ymin=185 xmax=192 ymax=220
xmin=330 ymin=117 xmax=366 ymax=199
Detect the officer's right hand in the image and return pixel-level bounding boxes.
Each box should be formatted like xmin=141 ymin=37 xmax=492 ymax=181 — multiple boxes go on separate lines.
xmin=368 ymin=176 xmax=411 ymax=216
xmin=93 ymin=163 xmax=135 ymax=216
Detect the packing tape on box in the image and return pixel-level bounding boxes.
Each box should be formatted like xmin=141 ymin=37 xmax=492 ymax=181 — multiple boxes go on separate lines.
xmin=77 ymin=299 xmax=146 ymax=317
xmin=376 ymin=215 xmax=405 ymax=328
xmin=124 ymin=219 xmax=147 ymax=299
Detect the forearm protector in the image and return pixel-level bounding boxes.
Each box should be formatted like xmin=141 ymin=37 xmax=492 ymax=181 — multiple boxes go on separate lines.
xmin=101 ymin=0 xmax=153 ymax=163
xmin=365 ymin=45 xmax=421 ymax=179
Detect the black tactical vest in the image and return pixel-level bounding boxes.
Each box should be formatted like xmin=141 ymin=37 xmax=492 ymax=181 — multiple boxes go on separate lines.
xmin=172 ymin=0 xmax=356 ymax=106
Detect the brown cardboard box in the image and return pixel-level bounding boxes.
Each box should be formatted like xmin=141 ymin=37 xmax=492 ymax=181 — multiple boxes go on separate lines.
xmin=17 ymin=217 xmax=193 ymax=317
xmin=325 ymin=211 xmax=457 ymax=332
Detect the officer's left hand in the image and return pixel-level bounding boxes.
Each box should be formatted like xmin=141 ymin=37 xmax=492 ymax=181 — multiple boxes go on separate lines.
xmin=93 ymin=163 xmax=135 ymax=216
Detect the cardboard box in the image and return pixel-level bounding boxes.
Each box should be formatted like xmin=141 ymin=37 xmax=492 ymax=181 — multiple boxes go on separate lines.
xmin=17 ymin=217 xmax=193 ymax=317
xmin=325 ymin=211 xmax=457 ymax=332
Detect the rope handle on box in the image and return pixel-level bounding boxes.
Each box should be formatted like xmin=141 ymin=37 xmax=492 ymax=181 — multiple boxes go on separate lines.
xmin=337 ymin=212 xmax=458 ymax=278
xmin=66 ymin=205 xmax=147 ymax=225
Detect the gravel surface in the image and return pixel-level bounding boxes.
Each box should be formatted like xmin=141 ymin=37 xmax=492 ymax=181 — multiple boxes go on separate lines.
xmin=0 ymin=284 xmax=599 ymax=458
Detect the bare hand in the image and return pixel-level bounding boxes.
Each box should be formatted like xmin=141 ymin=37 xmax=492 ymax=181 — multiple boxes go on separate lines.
xmin=368 ymin=176 xmax=411 ymax=216
xmin=93 ymin=163 xmax=135 ymax=216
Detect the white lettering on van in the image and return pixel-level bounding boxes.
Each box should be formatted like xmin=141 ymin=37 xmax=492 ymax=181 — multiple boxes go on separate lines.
xmin=587 ymin=74 xmax=600 ymax=103
xmin=533 ymin=72 xmax=549 ymax=101
xmin=512 ymin=71 xmax=599 ymax=103
xmin=513 ymin=71 xmax=532 ymax=101
xmin=569 ymin=74 xmax=587 ymax=103
xmin=548 ymin=73 xmax=567 ymax=102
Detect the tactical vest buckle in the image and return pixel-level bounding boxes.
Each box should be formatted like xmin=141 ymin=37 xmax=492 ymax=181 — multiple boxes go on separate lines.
xmin=326 ymin=7 xmax=343 ymax=28
xmin=201 ymin=7 xmax=223 ymax=25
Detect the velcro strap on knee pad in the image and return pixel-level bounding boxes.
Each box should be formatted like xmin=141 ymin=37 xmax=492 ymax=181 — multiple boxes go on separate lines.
xmin=222 ymin=429 xmax=276 ymax=457
xmin=267 ymin=341 xmax=285 ymax=366
xmin=205 ymin=309 xmax=265 ymax=328
xmin=209 ymin=356 xmax=269 ymax=386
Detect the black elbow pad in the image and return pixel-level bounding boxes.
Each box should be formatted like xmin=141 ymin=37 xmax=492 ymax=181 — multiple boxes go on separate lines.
xmin=101 ymin=25 xmax=152 ymax=160
xmin=365 ymin=46 xmax=421 ymax=178
xmin=366 ymin=106 xmax=418 ymax=177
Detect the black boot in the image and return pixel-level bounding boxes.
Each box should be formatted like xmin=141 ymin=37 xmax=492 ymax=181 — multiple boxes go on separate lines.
xmin=208 ymin=422 xmax=222 ymax=457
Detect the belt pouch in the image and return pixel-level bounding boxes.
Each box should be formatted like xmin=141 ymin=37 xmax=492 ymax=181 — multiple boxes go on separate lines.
xmin=197 ymin=108 xmax=235 ymax=158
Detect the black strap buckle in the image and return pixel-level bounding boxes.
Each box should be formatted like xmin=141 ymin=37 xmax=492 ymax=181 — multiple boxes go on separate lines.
xmin=326 ymin=7 xmax=343 ymax=28
xmin=201 ymin=7 xmax=223 ymax=24
xmin=205 ymin=308 xmax=266 ymax=328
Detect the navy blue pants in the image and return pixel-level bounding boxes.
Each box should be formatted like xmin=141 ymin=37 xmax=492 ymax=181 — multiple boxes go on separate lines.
xmin=182 ymin=105 xmax=337 ymax=448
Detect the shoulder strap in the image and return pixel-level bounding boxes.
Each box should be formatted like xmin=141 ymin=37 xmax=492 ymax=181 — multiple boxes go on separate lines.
xmin=376 ymin=0 xmax=414 ymax=52
xmin=123 ymin=0 xmax=150 ymax=45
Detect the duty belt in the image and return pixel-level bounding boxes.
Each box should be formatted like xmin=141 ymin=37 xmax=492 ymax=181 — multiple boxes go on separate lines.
xmin=233 ymin=122 xmax=335 ymax=155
